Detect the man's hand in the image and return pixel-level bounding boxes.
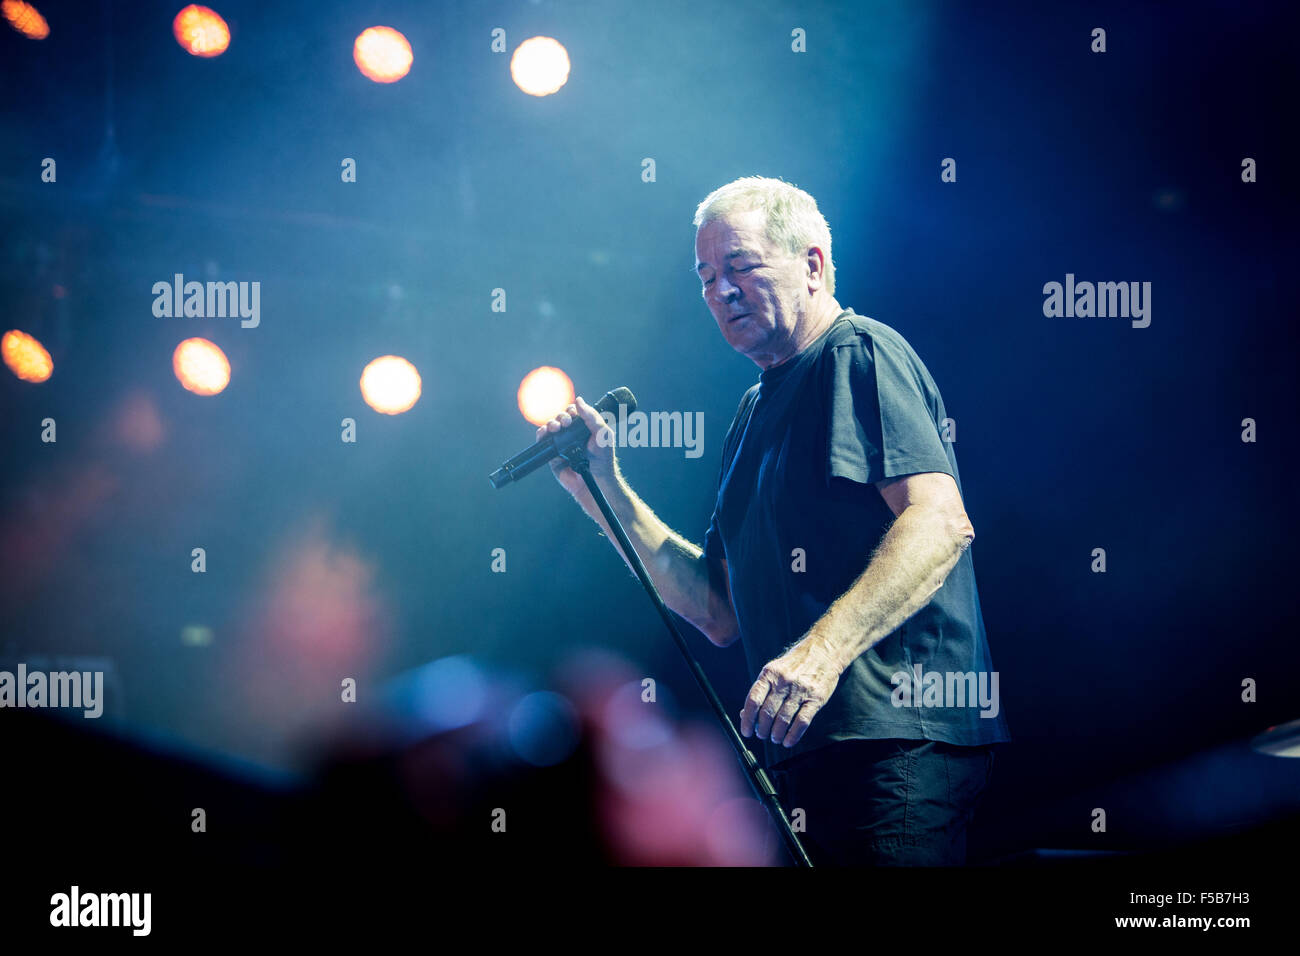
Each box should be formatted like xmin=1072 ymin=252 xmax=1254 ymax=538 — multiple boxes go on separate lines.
xmin=740 ymin=639 xmax=843 ymax=748
xmin=537 ymin=396 xmax=620 ymax=518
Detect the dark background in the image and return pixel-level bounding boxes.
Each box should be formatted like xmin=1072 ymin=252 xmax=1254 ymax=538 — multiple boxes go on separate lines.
xmin=2 ymin=0 xmax=1297 ymax=862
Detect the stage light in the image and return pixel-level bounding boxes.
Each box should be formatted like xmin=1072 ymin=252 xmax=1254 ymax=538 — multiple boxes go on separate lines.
xmin=510 ymin=37 xmax=570 ymax=96
xmin=181 ymin=625 xmax=214 ymax=647
xmin=2 ymin=329 xmax=53 ymax=382
xmin=172 ymin=4 xmax=229 ymax=58
xmin=517 ymin=366 xmax=575 ymax=425
xmin=353 ymin=26 xmax=412 ymax=83
xmin=508 ymin=691 xmax=580 ymax=767
xmin=703 ymin=797 xmax=775 ymax=866
xmin=2 ymin=0 xmax=48 ymax=38
xmin=360 ymin=355 xmax=421 ymax=414
xmin=112 ymin=391 xmax=166 ymax=452
xmin=172 ymin=337 xmax=230 ymax=395
xmin=411 ymin=656 xmax=487 ymax=732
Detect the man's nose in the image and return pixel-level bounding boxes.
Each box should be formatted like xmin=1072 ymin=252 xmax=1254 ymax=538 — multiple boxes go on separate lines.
xmin=713 ymin=275 xmax=741 ymax=302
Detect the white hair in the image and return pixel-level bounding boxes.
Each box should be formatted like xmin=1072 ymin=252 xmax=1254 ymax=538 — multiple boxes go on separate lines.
xmin=692 ymin=176 xmax=835 ymax=295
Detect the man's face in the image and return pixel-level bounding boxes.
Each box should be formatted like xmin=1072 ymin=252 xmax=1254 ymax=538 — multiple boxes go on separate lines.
xmin=695 ymin=209 xmax=810 ymax=366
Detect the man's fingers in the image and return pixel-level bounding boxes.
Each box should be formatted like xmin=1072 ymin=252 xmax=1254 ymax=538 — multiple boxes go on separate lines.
xmin=742 ymin=671 xmax=790 ymax=741
xmin=538 ymin=399 xmax=611 ymax=450
xmin=754 ymin=684 xmax=791 ymax=741
xmin=740 ymin=676 xmax=773 ymax=738
xmin=574 ymin=396 xmax=614 ymax=445
xmin=769 ymin=694 xmax=805 ymax=747
xmin=782 ymin=701 xmax=821 ymax=748
xmin=574 ymin=396 xmax=600 ymax=425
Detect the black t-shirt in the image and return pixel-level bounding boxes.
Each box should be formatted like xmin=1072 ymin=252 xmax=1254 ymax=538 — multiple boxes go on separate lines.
xmin=704 ymin=309 xmax=1011 ymax=769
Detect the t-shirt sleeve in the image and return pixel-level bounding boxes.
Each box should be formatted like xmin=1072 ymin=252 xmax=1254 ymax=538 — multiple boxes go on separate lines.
xmin=826 ymin=336 xmax=955 ymax=486
xmin=701 ymin=501 xmax=730 ymax=637
xmin=704 ymin=499 xmax=725 ymax=563
xmin=703 ymin=386 xmax=757 ymax=563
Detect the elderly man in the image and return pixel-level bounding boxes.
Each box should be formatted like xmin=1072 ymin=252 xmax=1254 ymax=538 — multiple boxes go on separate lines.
xmin=538 ymin=176 xmax=1010 ymax=865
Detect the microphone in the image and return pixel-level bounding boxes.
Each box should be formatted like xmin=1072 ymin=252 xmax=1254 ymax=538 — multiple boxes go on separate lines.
xmin=489 ymin=387 xmax=637 ymax=489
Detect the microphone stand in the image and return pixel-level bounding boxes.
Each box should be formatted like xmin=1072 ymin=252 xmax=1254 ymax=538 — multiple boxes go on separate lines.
xmin=557 ymin=442 xmax=814 ymax=868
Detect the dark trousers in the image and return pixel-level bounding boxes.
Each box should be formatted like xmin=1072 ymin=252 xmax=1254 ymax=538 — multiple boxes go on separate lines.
xmin=768 ymin=738 xmax=995 ymax=866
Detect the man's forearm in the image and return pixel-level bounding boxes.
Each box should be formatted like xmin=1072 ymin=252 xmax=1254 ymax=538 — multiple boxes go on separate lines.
xmin=801 ymin=505 xmax=973 ymax=671
xmin=580 ymin=475 xmax=738 ymax=646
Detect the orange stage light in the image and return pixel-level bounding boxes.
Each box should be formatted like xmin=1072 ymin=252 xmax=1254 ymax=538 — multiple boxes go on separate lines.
xmin=173 ymin=337 xmax=231 ymax=395
xmin=173 ymin=4 xmax=230 ymax=58
xmin=353 ymin=26 xmax=413 ymax=83
xmin=510 ymin=37 xmax=571 ymax=96
xmin=2 ymin=1 xmax=49 ymax=40
xmin=2 ymin=329 xmax=53 ymax=382
xmin=360 ymin=355 xmax=422 ymax=414
xmin=517 ymin=366 xmax=575 ymax=425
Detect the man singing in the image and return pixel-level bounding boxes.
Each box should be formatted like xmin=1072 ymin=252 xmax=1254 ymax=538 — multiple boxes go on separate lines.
xmin=538 ymin=176 xmax=1010 ymax=865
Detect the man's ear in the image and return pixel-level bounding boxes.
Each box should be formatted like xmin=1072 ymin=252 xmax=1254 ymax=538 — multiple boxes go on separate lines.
xmin=806 ymin=245 xmax=827 ymax=291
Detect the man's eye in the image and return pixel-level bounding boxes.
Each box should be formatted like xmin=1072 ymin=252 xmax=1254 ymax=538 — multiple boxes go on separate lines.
xmin=736 ymin=265 xmax=755 ymax=273
xmin=703 ymin=278 xmax=714 ymax=286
